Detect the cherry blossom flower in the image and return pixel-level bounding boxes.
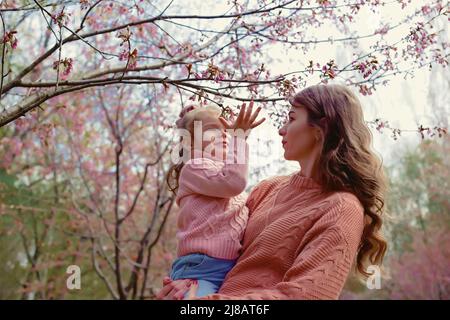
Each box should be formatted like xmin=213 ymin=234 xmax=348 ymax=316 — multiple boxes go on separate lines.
xmin=2 ymin=30 xmax=18 ymax=50
xmin=53 ymin=57 xmax=74 ymax=77
xmin=51 ymin=9 xmax=70 ymax=27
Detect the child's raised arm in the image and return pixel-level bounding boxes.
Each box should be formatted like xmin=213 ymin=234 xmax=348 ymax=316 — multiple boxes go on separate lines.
xmin=179 ymin=135 xmax=249 ymax=198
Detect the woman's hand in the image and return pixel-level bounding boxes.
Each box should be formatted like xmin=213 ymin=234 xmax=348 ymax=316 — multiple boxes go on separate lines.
xmin=155 ymin=276 xmax=198 ymax=300
xmin=185 ymin=280 xmax=199 ymax=300
xmin=219 ymin=100 xmax=266 ymax=132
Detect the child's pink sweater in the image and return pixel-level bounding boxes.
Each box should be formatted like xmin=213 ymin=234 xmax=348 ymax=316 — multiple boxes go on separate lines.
xmin=175 ymin=135 xmax=250 ymax=260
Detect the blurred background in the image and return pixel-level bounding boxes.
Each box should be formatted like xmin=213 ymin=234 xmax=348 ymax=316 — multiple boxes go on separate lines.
xmin=0 ymin=0 xmax=448 ymax=299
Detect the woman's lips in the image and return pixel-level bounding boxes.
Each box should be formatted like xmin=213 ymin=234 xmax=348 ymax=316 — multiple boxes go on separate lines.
xmin=282 ymin=141 xmax=287 ymax=147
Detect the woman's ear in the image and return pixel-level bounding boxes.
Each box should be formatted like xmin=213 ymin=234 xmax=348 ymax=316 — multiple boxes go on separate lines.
xmin=315 ymin=128 xmax=322 ymax=142
xmin=316 ymin=119 xmax=327 ymax=142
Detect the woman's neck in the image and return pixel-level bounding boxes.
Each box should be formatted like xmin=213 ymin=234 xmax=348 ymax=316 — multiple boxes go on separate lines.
xmin=298 ymin=156 xmax=320 ymax=182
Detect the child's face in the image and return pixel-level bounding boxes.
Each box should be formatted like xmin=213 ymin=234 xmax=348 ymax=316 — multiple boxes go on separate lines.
xmin=192 ymin=113 xmax=228 ymax=158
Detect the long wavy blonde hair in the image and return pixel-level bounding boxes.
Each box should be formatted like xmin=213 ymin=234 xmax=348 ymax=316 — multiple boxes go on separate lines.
xmin=289 ymin=83 xmax=388 ymax=278
xmin=166 ymin=104 xmax=222 ymax=194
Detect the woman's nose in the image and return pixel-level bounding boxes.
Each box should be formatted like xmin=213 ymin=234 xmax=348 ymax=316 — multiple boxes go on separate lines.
xmin=278 ymin=125 xmax=286 ymax=136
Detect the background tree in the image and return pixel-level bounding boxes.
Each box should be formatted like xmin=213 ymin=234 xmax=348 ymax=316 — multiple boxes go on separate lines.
xmin=0 ymin=0 xmax=448 ymax=299
xmin=340 ymin=66 xmax=450 ymax=299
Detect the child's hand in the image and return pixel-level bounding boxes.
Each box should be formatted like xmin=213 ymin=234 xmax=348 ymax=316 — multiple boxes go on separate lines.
xmin=219 ymin=100 xmax=265 ymax=132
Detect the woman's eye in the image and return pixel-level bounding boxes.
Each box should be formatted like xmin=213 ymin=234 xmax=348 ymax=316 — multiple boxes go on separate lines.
xmin=288 ymin=117 xmax=294 ymax=122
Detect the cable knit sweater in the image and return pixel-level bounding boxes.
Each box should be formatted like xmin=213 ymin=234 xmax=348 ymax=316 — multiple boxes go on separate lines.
xmin=175 ymin=134 xmax=250 ymax=260
xmin=198 ymin=172 xmax=365 ymax=300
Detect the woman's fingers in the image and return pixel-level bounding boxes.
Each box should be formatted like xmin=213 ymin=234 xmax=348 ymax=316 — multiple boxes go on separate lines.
xmin=186 ymin=281 xmax=199 ymax=300
xmin=162 ymin=276 xmax=172 ymax=286
xmin=156 ymin=277 xmax=191 ymax=300
xmin=156 ymin=282 xmax=176 ymax=300
xmin=164 ymin=279 xmax=192 ymax=300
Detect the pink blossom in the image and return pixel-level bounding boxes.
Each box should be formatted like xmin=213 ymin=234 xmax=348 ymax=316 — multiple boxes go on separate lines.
xmin=80 ymin=0 xmax=90 ymax=10
xmin=51 ymin=9 xmax=70 ymax=27
xmin=128 ymin=48 xmax=138 ymax=69
xmin=358 ymin=84 xmax=373 ymax=96
xmin=118 ymin=49 xmax=128 ymax=61
xmin=119 ymin=6 xmax=128 ymax=15
xmin=383 ymin=59 xmax=394 ymax=71
xmin=421 ymin=5 xmax=432 ymax=15
xmin=199 ymin=62 xmax=226 ymax=82
xmin=118 ymin=48 xmax=138 ymax=69
xmin=375 ymin=24 xmax=390 ymax=36
xmin=320 ymin=59 xmax=338 ymax=79
xmin=53 ymin=57 xmax=74 ymax=77
xmin=2 ymin=30 xmax=18 ymax=50
xmin=117 ymin=27 xmax=132 ymax=46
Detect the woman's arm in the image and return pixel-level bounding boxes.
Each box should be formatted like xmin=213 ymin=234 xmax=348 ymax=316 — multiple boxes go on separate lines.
xmin=198 ymin=199 xmax=365 ymax=300
xmin=156 ymin=180 xmax=267 ymax=300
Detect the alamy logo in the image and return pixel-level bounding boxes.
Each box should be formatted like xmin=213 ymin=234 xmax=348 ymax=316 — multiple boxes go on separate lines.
xmin=366 ymin=265 xmax=381 ymax=290
xmin=66 ymin=265 xmax=81 ymax=290
xmin=171 ymin=121 xmax=249 ymax=165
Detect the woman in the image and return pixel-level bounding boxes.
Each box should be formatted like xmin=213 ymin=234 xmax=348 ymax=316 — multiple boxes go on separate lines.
xmin=157 ymin=83 xmax=388 ymax=300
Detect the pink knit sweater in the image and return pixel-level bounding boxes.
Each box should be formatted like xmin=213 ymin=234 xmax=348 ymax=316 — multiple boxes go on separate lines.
xmin=197 ymin=172 xmax=365 ymax=300
xmin=175 ymin=134 xmax=250 ymax=260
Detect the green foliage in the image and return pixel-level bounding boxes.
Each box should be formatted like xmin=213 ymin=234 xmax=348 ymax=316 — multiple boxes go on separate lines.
xmin=342 ymin=137 xmax=450 ymax=299
xmin=0 ymin=169 xmax=111 ymax=299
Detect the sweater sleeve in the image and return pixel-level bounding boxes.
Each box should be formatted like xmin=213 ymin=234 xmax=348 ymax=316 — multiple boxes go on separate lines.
xmin=198 ymin=199 xmax=364 ymax=300
xmin=179 ymin=135 xmax=249 ymax=199
xmin=245 ymin=176 xmax=286 ymax=215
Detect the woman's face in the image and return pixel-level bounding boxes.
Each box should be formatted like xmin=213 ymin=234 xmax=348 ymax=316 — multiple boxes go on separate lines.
xmin=278 ymin=105 xmax=321 ymax=161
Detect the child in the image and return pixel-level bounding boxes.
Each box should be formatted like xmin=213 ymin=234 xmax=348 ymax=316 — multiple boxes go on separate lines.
xmin=166 ymin=102 xmax=265 ymax=299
